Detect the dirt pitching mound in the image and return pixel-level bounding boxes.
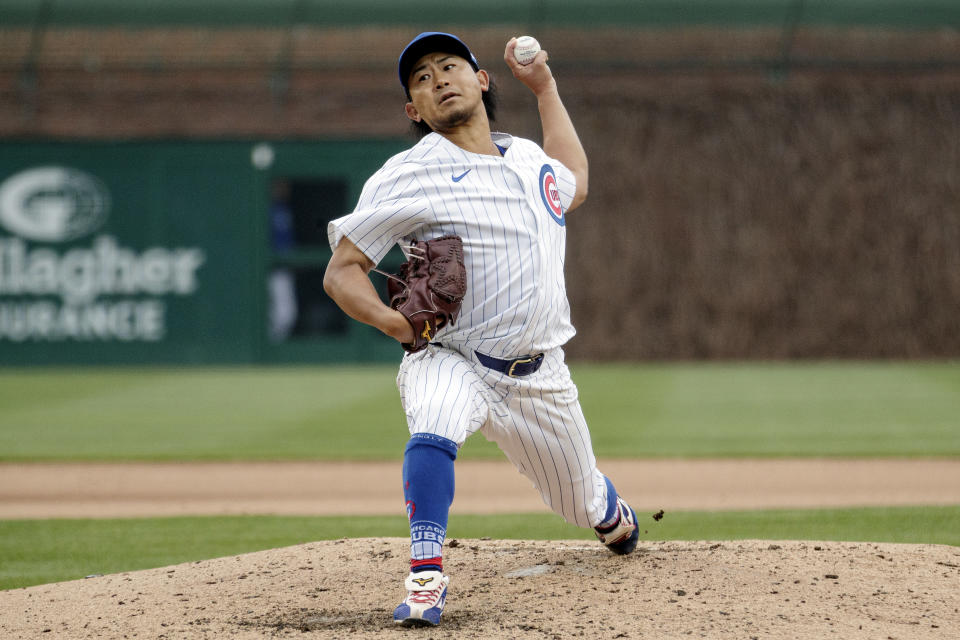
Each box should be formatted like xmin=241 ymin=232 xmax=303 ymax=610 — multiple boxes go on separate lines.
xmin=3 ymin=537 xmax=958 ymax=639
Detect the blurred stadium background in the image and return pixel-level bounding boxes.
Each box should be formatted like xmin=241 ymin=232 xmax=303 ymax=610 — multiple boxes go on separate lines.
xmin=1 ymin=0 xmax=959 ymax=365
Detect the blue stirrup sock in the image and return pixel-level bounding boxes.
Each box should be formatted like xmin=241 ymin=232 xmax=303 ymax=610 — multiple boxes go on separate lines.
xmin=596 ymin=475 xmax=622 ymax=531
xmin=402 ymin=433 xmax=458 ymax=573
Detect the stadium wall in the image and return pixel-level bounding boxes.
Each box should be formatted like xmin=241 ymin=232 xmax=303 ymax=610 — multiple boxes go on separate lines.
xmin=1 ymin=13 xmax=958 ymax=361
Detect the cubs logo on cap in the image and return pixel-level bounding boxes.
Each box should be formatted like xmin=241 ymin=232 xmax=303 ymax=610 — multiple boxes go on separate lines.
xmin=539 ymin=164 xmax=564 ymax=226
xmin=398 ymin=32 xmax=479 ymax=94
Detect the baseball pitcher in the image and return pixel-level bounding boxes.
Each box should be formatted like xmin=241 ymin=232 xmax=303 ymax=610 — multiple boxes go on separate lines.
xmin=324 ymin=31 xmax=640 ymax=627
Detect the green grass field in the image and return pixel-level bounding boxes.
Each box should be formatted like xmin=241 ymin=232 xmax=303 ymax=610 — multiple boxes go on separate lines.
xmin=1 ymin=361 xmax=958 ymax=460
xmin=1 ymin=362 xmax=958 ymax=590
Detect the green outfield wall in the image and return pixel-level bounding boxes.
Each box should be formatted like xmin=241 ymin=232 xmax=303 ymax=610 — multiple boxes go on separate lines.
xmin=0 ymin=140 xmax=408 ymax=365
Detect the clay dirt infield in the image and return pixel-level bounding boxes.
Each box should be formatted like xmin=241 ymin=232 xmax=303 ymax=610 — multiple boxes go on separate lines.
xmin=2 ymin=458 xmax=960 ymax=518
xmin=1 ymin=459 xmax=959 ymax=639
xmin=2 ymin=538 xmax=959 ymax=639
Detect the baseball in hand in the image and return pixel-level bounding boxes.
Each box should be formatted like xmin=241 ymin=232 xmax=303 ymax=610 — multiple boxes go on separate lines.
xmin=513 ymin=36 xmax=541 ymax=65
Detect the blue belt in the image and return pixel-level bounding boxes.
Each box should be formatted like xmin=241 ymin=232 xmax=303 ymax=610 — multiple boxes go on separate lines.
xmin=475 ymin=351 xmax=545 ymax=378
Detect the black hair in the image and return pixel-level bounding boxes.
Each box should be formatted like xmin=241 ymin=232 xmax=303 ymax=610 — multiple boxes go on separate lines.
xmin=408 ymin=76 xmax=498 ymax=139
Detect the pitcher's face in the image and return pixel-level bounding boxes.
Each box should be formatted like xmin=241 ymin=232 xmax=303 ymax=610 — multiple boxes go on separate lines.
xmin=404 ymin=53 xmax=489 ymax=133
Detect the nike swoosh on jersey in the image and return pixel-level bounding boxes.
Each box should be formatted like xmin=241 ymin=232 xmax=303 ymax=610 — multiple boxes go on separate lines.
xmin=451 ymin=169 xmax=472 ymax=182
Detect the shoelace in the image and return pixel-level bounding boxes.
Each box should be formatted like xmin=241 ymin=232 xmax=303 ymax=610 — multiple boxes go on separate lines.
xmin=408 ymin=588 xmax=440 ymax=604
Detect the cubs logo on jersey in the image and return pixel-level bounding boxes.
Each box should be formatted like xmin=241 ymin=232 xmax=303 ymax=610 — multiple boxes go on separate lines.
xmin=539 ymin=164 xmax=564 ymax=226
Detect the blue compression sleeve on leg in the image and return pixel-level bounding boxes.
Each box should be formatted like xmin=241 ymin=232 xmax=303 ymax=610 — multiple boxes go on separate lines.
xmin=403 ymin=433 xmax=458 ymax=572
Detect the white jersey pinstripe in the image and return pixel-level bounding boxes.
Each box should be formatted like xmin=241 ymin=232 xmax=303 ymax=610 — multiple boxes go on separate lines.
xmin=328 ymin=131 xmax=611 ymax=528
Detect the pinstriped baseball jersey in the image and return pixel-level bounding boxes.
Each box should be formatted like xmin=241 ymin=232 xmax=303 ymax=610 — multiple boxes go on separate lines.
xmin=327 ymin=131 xmax=578 ymax=358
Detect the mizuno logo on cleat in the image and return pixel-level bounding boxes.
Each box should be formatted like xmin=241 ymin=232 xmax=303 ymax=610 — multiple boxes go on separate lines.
xmin=412 ymin=577 xmax=434 ymax=586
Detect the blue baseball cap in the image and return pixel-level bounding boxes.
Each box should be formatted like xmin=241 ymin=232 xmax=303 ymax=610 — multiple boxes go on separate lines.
xmin=398 ymin=32 xmax=480 ymax=95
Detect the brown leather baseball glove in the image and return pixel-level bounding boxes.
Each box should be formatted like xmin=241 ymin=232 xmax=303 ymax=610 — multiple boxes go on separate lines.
xmin=381 ymin=235 xmax=467 ymax=353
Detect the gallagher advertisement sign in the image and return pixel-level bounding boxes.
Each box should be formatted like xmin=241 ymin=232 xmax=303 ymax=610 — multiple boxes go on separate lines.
xmin=0 ymin=166 xmax=206 ymax=343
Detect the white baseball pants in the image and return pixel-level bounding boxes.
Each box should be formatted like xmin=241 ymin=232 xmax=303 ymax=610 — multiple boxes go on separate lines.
xmin=396 ymin=345 xmax=610 ymax=528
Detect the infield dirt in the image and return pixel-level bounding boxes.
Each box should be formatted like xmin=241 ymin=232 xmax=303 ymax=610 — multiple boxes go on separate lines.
xmin=3 ymin=458 xmax=960 ymax=519
xmin=2 ymin=537 xmax=959 ymax=639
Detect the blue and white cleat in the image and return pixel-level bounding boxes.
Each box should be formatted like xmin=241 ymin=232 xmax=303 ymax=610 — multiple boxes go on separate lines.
xmin=595 ymin=496 xmax=640 ymax=555
xmin=393 ymin=570 xmax=450 ymax=626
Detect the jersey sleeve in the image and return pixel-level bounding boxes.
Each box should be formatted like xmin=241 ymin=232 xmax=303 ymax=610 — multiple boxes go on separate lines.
xmin=327 ymin=162 xmax=427 ymax=265
xmin=551 ymin=158 xmax=577 ymax=213
xmin=513 ymin=137 xmax=578 ymax=213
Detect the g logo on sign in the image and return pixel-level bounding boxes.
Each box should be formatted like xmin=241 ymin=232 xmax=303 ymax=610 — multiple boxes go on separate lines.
xmin=538 ymin=164 xmax=564 ymax=226
xmin=0 ymin=167 xmax=110 ymax=242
